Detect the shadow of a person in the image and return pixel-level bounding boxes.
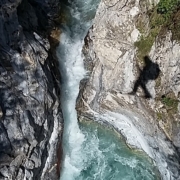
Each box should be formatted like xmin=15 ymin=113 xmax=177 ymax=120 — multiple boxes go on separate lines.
xmin=131 ymin=56 xmax=160 ymax=98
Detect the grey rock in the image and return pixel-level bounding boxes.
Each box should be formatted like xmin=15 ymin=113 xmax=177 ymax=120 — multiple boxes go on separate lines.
xmin=0 ymin=0 xmax=62 ymax=179
xmin=79 ymin=0 xmax=180 ymax=179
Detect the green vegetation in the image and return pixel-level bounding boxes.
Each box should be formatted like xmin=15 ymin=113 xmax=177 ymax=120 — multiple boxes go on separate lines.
xmin=157 ymin=0 xmax=179 ymax=19
xmin=135 ymin=9 xmax=162 ymax=62
xmin=135 ymin=0 xmax=180 ymax=63
xmin=156 ymin=95 xmax=178 ymax=122
xmin=157 ymin=0 xmax=180 ymax=41
xmin=161 ymin=96 xmax=178 ymax=110
xmin=135 ymin=6 xmax=164 ymax=63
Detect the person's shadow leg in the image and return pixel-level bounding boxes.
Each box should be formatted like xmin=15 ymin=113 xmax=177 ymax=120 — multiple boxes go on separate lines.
xmin=133 ymin=79 xmax=140 ymax=93
xmin=129 ymin=79 xmax=140 ymax=95
xmin=140 ymin=82 xmax=152 ymax=98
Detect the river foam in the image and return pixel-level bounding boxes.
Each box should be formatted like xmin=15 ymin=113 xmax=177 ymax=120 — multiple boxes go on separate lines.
xmin=80 ymin=110 xmax=174 ymax=180
xmin=56 ymin=0 xmax=100 ymax=179
xmin=77 ymin=120 xmax=160 ymax=180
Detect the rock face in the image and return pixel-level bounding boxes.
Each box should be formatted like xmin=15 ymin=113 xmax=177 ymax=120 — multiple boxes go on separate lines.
xmin=79 ymin=0 xmax=180 ymax=179
xmin=149 ymin=32 xmax=180 ymax=148
xmin=1 ymin=0 xmax=180 ymax=179
xmin=0 ymin=0 xmax=62 ymax=179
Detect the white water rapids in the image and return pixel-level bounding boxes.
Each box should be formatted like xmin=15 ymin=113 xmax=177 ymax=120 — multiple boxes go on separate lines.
xmin=56 ymin=0 xmax=100 ymax=179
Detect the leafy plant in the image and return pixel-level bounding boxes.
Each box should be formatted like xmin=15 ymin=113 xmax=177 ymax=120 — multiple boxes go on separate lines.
xmin=157 ymin=0 xmax=180 ymax=19
xmin=161 ymin=96 xmax=178 ymax=109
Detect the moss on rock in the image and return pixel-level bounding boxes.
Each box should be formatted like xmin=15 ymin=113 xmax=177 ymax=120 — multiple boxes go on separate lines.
xmin=135 ymin=1 xmax=180 ymax=63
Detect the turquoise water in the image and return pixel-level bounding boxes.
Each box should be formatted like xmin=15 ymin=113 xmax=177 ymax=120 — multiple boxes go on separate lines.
xmin=77 ymin=120 xmax=160 ymax=180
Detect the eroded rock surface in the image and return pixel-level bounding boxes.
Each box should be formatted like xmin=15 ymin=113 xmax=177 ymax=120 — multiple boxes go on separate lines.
xmin=79 ymin=0 xmax=180 ymax=179
xmin=0 ymin=0 xmax=62 ymax=179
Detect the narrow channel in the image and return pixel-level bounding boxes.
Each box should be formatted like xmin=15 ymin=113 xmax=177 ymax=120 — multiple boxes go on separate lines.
xmin=56 ymin=0 xmax=100 ymax=179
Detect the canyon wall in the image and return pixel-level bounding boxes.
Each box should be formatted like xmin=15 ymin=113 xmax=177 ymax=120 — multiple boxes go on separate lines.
xmin=0 ymin=0 xmax=62 ymax=179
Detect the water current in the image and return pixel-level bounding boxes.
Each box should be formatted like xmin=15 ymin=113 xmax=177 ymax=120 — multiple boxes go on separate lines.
xmin=78 ymin=120 xmax=160 ymax=180
xmin=56 ymin=0 xmax=160 ymax=179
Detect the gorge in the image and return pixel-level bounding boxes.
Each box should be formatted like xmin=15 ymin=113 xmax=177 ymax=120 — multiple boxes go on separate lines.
xmin=0 ymin=0 xmax=180 ymax=180
xmin=57 ymin=0 xmax=161 ymax=179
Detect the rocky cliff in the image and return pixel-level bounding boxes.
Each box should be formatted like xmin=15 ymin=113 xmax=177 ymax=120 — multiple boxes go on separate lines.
xmin=1 ymin=0 xmax=180 ymax=180
xmin=79 ymin=0 xmax=180 ymax=179
xmin=0 ymin=0 xmax=62 ymax=179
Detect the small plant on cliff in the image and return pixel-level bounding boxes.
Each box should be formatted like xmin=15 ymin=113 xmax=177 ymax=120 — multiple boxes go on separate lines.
xmin=161 ymin=95 xmax=178 ymax=110
xmin=157 ymin=0 xmax=180 ymax=20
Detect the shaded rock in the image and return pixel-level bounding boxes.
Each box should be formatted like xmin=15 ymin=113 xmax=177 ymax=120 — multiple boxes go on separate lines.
xmin=0 ymin=0 xmax=62 ymax=179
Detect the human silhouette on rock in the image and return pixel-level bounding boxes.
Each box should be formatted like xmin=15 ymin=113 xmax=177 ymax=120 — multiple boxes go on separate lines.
xmin=130 ymin=56 xmax=160 ymax=98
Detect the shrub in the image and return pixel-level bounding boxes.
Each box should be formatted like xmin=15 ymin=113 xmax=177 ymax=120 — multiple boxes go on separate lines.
xmin=157 ymin=0 xmax=180 ymax=19
xmin=161 ymin=96 xmax=178 ymax=109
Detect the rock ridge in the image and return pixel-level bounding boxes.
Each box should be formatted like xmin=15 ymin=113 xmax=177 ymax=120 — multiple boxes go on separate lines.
xmin=0 ymin=0 xmax=63 ymax=179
